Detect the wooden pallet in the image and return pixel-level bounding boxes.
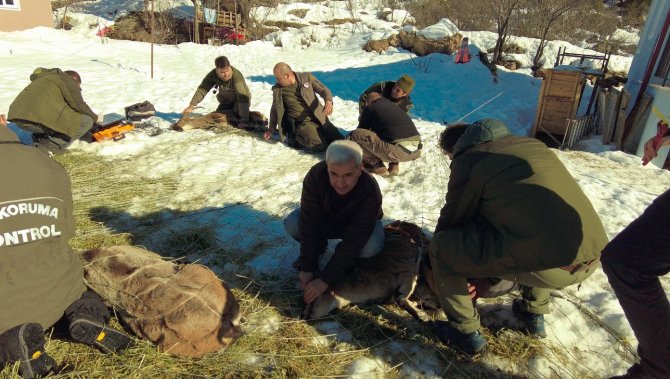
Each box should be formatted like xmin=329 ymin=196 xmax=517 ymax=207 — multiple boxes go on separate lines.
xmin=532 ymin=70 xmax=584 ymax=146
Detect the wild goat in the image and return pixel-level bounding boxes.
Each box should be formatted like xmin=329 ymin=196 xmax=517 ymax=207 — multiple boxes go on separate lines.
xmin=172 ymin=110 xmax=267 ymax=131
xmin=303 ymin=221 xmax=430 ymax=320
xmin=82 ymin=245 xmax=242 ymax=357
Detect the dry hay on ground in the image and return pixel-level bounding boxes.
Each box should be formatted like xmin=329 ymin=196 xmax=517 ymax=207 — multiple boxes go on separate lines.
xmin=0 ymin=149 xmax=624 ymax=378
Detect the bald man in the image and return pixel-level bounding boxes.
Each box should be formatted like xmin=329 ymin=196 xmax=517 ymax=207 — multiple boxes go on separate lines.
xmin=264 ymin=62 xmax=342 ymax=152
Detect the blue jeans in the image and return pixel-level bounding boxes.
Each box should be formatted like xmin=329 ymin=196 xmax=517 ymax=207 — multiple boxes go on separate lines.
xmin=7 ymin=122 xmax=34 ymax=145
xmin=13 ymin=114 xmax=94 ymax=149
xmin=284 ymin=208 xmax=384 ymax=261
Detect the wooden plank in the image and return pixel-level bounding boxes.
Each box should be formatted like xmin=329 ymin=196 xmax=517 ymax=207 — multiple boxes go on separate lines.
xmin=600 ymin=89 xmax=612 ymax=144
xmin=217 ymin=11 xmax=241 ymax=27
xmin=544 ymin=117 xmax=570 ymax=125
xmin=547 ymin=83 xmax=580 ymax=94
xmin=596 ymin=90 xmax=607 ymax=135
xmin=602 ymin=88 xmax=621 ymax=144
xmin=623 ymin=93 xmax=654 ymax=153
xmin=532 ymin=77 xmax=548 ymax=137
xmin=533 ymin=69 xmax=583 ymax=139
xmin=614 ymin=89 xmax=631 ymax=149
xmin=549 ymin=77 xmax=581 ymax=86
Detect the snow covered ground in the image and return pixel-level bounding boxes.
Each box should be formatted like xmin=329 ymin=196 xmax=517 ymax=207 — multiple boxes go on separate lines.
xmin=1 ymin=0 xmax=667 ymax=377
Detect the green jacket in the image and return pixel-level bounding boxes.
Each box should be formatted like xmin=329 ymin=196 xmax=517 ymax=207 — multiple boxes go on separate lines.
xmin=8 ymin=68 xmax=97 ymax=138
xmin=430 ymin=119 xmax=608 ymax=277
xmin=269 ymin=72 xmax=333 ymax=139
xmin=358 ymin=81 xmax=413 ymax=114
xmin=189 ymin=66 xmax=251 ymax=122
xmin=0 ymin=126 xmax=84 ymax=334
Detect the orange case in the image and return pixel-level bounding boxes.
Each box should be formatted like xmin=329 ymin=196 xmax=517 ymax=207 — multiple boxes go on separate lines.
xmin=92 ymin=123 xmax=135 ymax=142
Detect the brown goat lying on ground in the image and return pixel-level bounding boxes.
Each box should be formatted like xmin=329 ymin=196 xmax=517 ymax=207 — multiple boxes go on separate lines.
xmin=82 ymin=245 xmax=242 ymax=357
xmin=303 ymin=221 xmax=430 ymax=320
xmin=172 ymin=110 xmax=268 ymax=132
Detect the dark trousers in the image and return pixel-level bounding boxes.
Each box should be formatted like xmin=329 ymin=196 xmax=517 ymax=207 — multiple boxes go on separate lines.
xmin=601 ymin=189 xmax=670 ymax=378
xmin=14 ymin=115 xmax=94 ymax=149
xmin=348 ymin=128 xmax=421 ymax=165
xmin=284 ymin=117 xmax=343 ymax=152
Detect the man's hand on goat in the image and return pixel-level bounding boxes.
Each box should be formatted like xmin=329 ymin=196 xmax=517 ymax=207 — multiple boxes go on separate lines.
xmin=467 ymin=278 xmax=493 ymax=301
xmin=303 ymin=278 xmax=328 ymax=304
xmin=299 ymin=271 xmax=314 ymax=289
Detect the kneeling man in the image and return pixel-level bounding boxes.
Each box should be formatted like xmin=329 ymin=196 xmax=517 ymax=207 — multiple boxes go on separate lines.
xmin=0 ymin=115 xmax=132 ymax=378
xmin=349 ymin=92 xmax=421 ymax=176
xmin=427 ymin=119 xmax=608 ymax=354
xmin=285 ymin=140 xmax=384 ymax=304
xmin=8 ymin=68 xmax=98 ymax=153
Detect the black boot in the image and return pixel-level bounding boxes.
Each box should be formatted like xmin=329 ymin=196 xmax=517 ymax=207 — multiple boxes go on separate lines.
xmin=68 ymin=317 xmax=133 ymax=354
xmin=1 ymin=323 xmax=55 ymax=378
xmin=65 ymin=291 xmax=133 ymax=354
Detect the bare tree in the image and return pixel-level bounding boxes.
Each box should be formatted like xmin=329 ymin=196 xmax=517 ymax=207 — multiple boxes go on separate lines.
xmin=237 ymin=0 xmax=281 ymax=40
xmin=406 ymin=0 xmax=452 ymax=29
xmin=444 ymin=0 xmax=491 ymax=31
xmin=484 ymin=0 xmax=525 ymax=64
xmin=523 ymin=0 xmax=590 ymax=71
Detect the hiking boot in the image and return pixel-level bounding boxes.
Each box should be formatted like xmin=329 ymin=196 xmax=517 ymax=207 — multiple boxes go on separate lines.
xmin=1 ymin=323 xmax=55 ymax=378
xmin=364 ymin=161 xmax=389 ymax=176
xmin=32 ymin=134 xmax=66 ymax=156
xmin=69 ymin=318 xmax=133 ymax=354
xmin=388 ymin=162 xmax=400 ymax=175
xmin=512 ymin=299 xmax=546 ymax=338
xmin=433 ymin=320 xmax=486 ymax=355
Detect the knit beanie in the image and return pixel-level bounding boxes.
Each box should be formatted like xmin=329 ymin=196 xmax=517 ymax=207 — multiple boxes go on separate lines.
xmin=395 ymin=74 xmax=415 ymax=93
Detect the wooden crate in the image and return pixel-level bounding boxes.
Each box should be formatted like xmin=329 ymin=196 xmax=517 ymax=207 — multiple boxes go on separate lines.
xmin=532 ymin=70 xmax=585 ymax=146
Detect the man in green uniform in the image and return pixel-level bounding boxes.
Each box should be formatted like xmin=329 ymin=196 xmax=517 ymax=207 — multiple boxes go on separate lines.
xmin=183 ymin=56 xmax=252 ymax=129
xmin=264 ymin=62 xmax=343 ymax=152
xmin=358 ymin=74 xmax=415 ymax=114
xmin=426 ymin=119 xmax=608 ymax=354
xmin=8 ymin=68 xmax=98 ymax=153
xmin=0 ymin=115 xmax=131 ymax=378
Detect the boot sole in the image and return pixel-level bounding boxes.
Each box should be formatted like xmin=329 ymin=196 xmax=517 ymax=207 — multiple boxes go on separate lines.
xmin=69 ymin=319 xmax=133 ymax=354
xmin=16 ymin=323 xmax=55 ymax=379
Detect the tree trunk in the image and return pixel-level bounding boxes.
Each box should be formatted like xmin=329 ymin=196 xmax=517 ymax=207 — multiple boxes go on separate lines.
xmin=532 ymin=27 xmax=551 ymax=69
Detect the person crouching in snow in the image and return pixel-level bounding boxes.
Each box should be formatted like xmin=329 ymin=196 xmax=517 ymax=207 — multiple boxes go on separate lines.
xmin=0 ymin=115 xmax=132 ymax=378
xmin=357 ymin=74 xmax=415 ymax=114
xmin=8 ymin=69 xmax=99 ymax=155
xmin=348 ymin=92 xmax=422 ymax=176
xmin=425 ymin=119 xmax=608 ymax=355
xmin=285 ymin=140 xmax=385 ymax=305
xmin=183 ymin=55 xmax=252 ymax=130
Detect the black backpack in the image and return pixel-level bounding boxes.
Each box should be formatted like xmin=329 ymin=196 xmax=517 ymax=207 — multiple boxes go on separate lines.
xmin=124 ymin=101 xmax=156 ymax=121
